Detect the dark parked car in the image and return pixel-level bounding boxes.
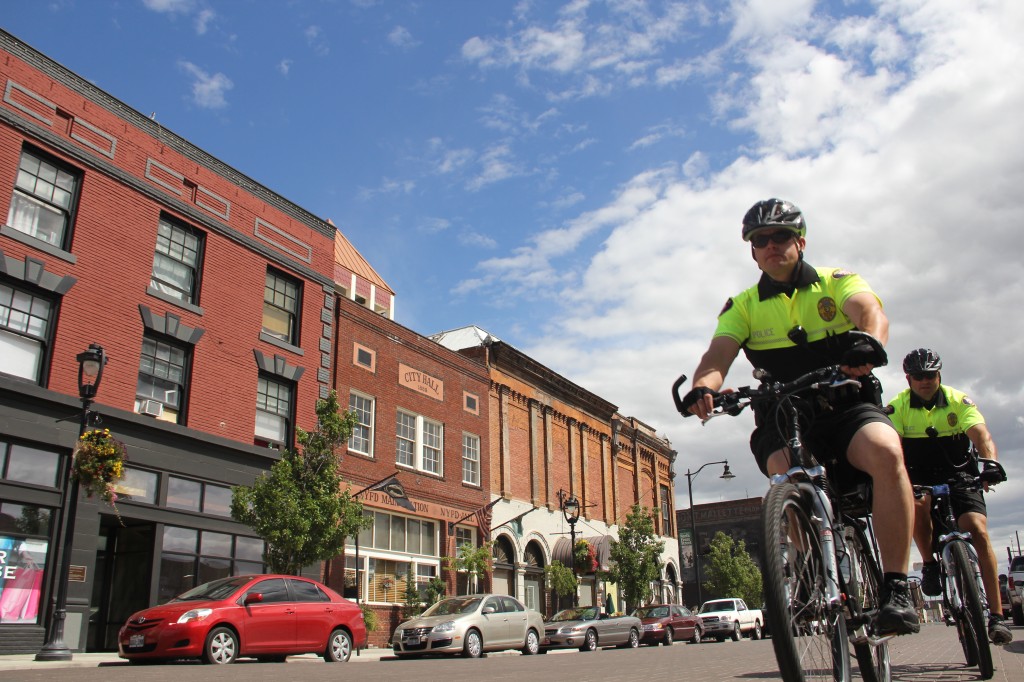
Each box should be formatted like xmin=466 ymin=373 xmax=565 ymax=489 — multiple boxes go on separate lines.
xmin=118 ymin=574 xmax=366 ymax=664
xmin=631 ymin=604 xmax=702 ymax=645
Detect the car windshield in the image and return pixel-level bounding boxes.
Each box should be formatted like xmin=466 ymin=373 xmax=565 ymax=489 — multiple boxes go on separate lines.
xmin=1011 ymin=557 xmax=1024 ymax=571
xmin=549 ymin=607 xmax=598 ymax=622
xmin=700 ymin=601 xmax=734 ymax=614
xmin=633 ymin=606 xmax=669 ymax=618
xmin=422 ymin=597 xmax=481 ymax=616
xmin=170 ymin=576 xmax=252 ymax=602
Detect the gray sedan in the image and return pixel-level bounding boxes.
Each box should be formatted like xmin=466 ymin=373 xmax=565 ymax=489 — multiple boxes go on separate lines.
xmin=541 ymin=606 xmax=641 ymax=652
xmin=392 ymin=594 xmax=544 ymax=658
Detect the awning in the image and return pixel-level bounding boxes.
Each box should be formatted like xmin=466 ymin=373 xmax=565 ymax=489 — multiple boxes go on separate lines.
xmin=551 ymin=535 xmax=613 ymax=572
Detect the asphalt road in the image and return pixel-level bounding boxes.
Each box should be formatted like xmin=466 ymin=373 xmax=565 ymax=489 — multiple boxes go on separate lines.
xmin=1 ymin=622 xmax=1021 ymax=681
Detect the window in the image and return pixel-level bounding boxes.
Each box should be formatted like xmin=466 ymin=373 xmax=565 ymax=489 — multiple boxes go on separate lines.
xmin=348 ymin=392 xmax=375 ymax=456
xmin=262 ymin=268 xmax=300 ymax=345
xmin=6 ymin=147 xmax=80 ymax=250
xmin=2 ymin=442 xmax=60 ymax=487
xmin=136 ymin=334 xmax=189 ymax=423
xmin=158 ymin=526 xmax=265 ymax=602
xmin=0 ymin=501 xmax=51 ymax=624
xmin=462 ymin=433 xmax=480 ymax=485
xmin=455 ymin=527 xmax=474 ymax=548
xmin=353 ymin=343 xmax=375 ymax=371
xmin=150 ymin=216 xmax=203 ymax=304
xmin=0 ymin=281 xmax=54 ymax=383
xmin=114 ymin=467 xmax=158 ymax=504
xmin=660 ymin=485 xmax=673 ymax=536
xmin=394 ymin=410 xmax=443 ymax=475
xmin=255 ymin=375 xmax=292 ymax=448
xmin=464 ymin=391 xmax=479 ymax=415
xmin=166 ymin=476 xmax=232 ymax=517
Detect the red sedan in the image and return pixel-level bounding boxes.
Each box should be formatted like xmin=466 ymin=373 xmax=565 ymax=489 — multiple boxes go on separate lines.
xmin=632 ymin=604 xmax=703 ymax=645
xmin=118 ymin=574 xmax=366 ymax=664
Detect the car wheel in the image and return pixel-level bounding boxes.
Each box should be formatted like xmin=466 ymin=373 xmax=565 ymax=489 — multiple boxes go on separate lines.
xmin=324 ymin=628 xmax=353 ymax=663
xmin=522 ymin=628 xmax=540 ymax=655
xmin=731 ymin=622 xmax=741 ymax=641
xmin=203 ymin=626 xmax=238 ymax=665
xmin=627 ymin=628 xmax=640 ymax=648
xmin=579 ymin=629 xmax=598 ymax=652
xmin=751 ymin=621 xmax=762 ymax=640
xmin=691 ymin=626 xmax=702 ymax=644
xmin=463 ymin=629 xmax=483 ymax=658
xmin=663 ymin=627 xmax=674 ymax=646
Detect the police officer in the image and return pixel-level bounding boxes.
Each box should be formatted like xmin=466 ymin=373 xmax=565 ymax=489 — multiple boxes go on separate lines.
xmin=888 ymin=348 xmax=1012 ymax=644
xmin=681 ymin=198 xmax=919 ymax=636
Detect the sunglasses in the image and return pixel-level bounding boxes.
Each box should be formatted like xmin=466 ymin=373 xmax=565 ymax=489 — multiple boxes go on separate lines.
xmin=750 ymin=231 xmax=797 ymax=249
xmin=910 ymin=371 xmax=939 ymax=381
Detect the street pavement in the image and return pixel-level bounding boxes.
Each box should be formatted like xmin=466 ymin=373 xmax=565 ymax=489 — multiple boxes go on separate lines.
xmin=0 ymin=622 xmax=1020 ymax=681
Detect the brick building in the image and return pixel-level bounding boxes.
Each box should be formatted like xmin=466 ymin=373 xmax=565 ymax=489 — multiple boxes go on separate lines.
xmin=433 ymin=326 xmax=681 ymax=616
xmin=0 ymin=29 xmax=344 ymax=653
xmin=677 ymin=496 xmax=764 ymax=607
xmin=327 ymin=283 xmax=492 ymax=647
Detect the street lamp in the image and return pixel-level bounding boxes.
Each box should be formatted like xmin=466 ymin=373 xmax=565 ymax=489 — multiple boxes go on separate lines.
xmin=686 ymin=460 xmax=735 ymax=608
xmin=37 ymin=344 xmax=107 ymax=661
xmin=559 ymin=491 xmax=581 ymax=606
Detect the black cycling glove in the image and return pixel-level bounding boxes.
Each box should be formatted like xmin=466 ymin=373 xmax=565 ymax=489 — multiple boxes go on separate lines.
xmin=680 ymin=386 xmax=717 ymax=412
xmin=841 ymin=339 xmax=887 ymax=368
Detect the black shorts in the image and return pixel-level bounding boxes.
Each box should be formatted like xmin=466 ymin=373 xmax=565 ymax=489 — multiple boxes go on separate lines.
xmin=750 ymin=402 xmax=895 ymax=479
xmin=909 ymin=472 xmax=988 ymax=518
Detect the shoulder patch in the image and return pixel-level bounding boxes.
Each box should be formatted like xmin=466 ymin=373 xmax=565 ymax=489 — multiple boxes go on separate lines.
xmin=718 ymin=298 xmax=734 ymax=317
xmin=962 ymin=395 xmax=975 ymax=406
xmin=832 ymin=269 xmax=855 ymax=278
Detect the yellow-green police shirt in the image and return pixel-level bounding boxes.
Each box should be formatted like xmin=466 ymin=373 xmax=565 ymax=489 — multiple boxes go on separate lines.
xmin=887 ymin=385 xmax=983 ymax=475
xmin=713 ymin=261 xmax=881 ymax=381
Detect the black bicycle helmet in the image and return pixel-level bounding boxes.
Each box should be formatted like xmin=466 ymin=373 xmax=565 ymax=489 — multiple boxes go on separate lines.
xmin=902 ymin=348 xmax=942 ymax=374
xmin=741 ymin=198 xmax=807 ymax=241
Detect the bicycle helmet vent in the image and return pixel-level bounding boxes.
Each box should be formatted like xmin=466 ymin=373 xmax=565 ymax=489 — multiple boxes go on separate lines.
xmin=902 ymin=348 xmax=942 ymax=374
xmin=741 ymin=198 xmax=807 ymax=241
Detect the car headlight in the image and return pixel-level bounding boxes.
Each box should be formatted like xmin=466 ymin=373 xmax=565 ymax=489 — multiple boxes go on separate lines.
xmin=177 ymin=608 xmax=213 ymax=624
xmin=563 ymin=625 xmax=585 ymax=633
xmin=433 ymin=620 xmax=456 ymax=633
xmin=650 ymin=623 xmax=663 ymax=630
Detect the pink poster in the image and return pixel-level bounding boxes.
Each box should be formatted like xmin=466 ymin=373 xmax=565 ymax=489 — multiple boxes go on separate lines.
xmin=0 ymin=537 xmax=47 ymax=624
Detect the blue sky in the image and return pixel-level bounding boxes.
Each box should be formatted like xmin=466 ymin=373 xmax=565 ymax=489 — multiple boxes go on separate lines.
xmin=5 ymin=0 xmax=1024 ymax=565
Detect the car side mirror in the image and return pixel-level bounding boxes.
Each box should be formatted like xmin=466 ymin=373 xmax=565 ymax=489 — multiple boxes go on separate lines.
xmin=244 ymin=592 xmax=263 ymax=605
xmin=482 ymin=606 xmax=496 ymax=614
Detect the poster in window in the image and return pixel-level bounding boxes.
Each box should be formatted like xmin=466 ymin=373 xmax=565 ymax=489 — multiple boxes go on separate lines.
xmin=0 ymin=536 xmax=48 ymax=623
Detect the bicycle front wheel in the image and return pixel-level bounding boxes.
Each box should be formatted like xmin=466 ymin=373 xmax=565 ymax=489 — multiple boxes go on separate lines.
xmin=763 ymin=482 xmax=852 ymax=682
xmin=951 ymin=541 xmax=993 ymax=679
xmin=844 ymin=523 xmax=890 ymax=682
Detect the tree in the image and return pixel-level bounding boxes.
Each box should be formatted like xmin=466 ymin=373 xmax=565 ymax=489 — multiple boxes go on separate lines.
xmin=230 ymin=390 xmax=371 ymax=575
xmin=545 ymin=560 xmax=577 ymax=610
xmin=401 ymin=578 xmax=424 ymax=620
xmin=701 ymin=531 xmax=763 ymax=606
xmin=444 ymin=540 xmax=493 ymax=593
xmin=603 ymin=504 xmax=665 ymax=612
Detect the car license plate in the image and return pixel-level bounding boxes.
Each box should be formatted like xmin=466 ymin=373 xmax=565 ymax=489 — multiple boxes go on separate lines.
xmin=129 ymin=634 xmax=145 ymax=648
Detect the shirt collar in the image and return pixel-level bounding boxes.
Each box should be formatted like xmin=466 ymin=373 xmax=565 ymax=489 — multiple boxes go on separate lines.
xmin=757 ymin=260 xmax=819 ymax=301
xmin=909 ymin=385 xmax=948 ymax=409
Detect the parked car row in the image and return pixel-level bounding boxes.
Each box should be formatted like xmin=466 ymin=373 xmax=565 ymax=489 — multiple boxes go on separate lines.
xmin=117 ymin=577 xmax=756 ymax=666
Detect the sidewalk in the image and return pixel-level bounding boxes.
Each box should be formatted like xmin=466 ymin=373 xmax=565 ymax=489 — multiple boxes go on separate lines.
xmin=0 ymin=647 xmax=394 ymax=672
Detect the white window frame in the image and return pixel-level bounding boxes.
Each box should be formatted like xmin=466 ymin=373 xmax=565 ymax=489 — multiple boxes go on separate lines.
xmin=394 ymin=409 xmax=443 ymax=476
xmin=0 ymin=281 xmax=53 ymax=383
xmin=462 ymin=433 xmax=480 ymax=486
xmin=346 ymin=510 xmax=439 ymax=604
xmin=348 ymin=391 xmax=375 ymax=456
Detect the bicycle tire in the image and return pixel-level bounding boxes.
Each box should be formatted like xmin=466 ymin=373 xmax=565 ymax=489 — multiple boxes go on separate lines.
xmin=844 ymin=524 xmax=890 ymax=682
xmin=763 ymin=482 xmax=852 ymax=682
xmin=951 ymin=542 xmax=993 ymax=679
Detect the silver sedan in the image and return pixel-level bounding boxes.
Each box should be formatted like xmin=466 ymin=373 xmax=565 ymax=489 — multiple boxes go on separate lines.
xmin=392 ymin=594 xmax=544 ymax=658
xmin=541 ymin=606 xmax=641 ymax=652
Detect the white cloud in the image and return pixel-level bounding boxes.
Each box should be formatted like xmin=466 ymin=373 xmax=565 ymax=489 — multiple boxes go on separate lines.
xmin=178 ymin=61 xmax=233 ymax=109
xmin=466 ymin=143 xmax=529 ymax=191
xmin=459 ymin=231 xmax=499 ymax=249
xmin=194 ymin=8 xmax=214 ymax=34
xmin=305 ymin=25 xmax=330 ymax=56
xmin=278 ymin=59 xmax=292 ymax=76
xmin=388 ymin=25 xmax=419 ymax=49
xmin=142 ymin=0 xmax=193 ymax=13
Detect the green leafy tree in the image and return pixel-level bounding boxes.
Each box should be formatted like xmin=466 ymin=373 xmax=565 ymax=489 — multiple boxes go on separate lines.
xmin=401 ymin=578 xmax=424 ymax=620
xmin=603 ymin=504 xmax=665 ymax=612
xmin=230 ymin=391 xmax=371 ymax=575
xmin=545 ymin=560 xmax=577 ymax=608
xmin=444 ymin=541 xmax=494 ymax=593
xmin=424 ymin=576 xmax=446 ymax=606
xmin=701 ymin=531 xmax=763 ymax=606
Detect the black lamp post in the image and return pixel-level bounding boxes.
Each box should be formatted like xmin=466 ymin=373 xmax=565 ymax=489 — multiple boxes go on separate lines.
xmin=686 ymin=460 xmax=735 ymax=608
xmin=37 ymin=344 xmax=107 ymax=661
xmin=560 ymin=491 xmax=581 ymax=606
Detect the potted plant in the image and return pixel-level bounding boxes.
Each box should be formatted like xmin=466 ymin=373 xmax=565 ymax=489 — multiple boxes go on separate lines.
xmin=72 ymin=428 xmax=127 ymax=505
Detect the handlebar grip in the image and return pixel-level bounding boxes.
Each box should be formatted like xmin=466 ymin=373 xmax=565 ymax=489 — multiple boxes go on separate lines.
xmin=671 ymin=374 xmax=689 ymax=415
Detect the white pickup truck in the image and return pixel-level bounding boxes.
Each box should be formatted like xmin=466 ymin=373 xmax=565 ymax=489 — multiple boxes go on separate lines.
xmin=1008 ymin=554 xmax=1024 ymax=625
xmin=697 ymin=598 xmax=763 ymax=641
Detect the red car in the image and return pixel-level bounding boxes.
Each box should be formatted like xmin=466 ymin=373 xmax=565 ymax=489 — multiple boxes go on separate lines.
xmin=631 ymin=604 xmax=703 ymax=645
xmin=118 ymin=574 xmax=366 ymax=664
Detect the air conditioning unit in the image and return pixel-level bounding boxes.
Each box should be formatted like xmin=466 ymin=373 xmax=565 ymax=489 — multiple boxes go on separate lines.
xmin=139 ymin=399 xmax=164 ymax=418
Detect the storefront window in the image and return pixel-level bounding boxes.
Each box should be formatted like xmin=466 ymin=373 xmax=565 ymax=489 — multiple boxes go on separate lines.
xmin=166 ymin=477 xmax=201 ymax=512
xmin=159 ymin=526 xmax=264 ymax=602
xmin=0 ymin=500 xmax=50 ymax=625
xmin=4 ymin=443 xmax=60 ymax=487
xmin=115 ymin=467 xmax=158 ymax=504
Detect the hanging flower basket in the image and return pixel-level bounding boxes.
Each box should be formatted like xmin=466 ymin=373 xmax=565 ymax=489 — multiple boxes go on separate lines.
xmin=72 ymin=428 xmax=127 ymax=505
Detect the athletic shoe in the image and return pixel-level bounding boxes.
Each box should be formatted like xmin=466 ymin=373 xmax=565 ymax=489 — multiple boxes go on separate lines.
xmin=920 ymin=562 xmax=941 ymax=596
xmin=875 ymin=579 xmax=920 ymax=635
xmin=989 ymin=615 xmax=1013 ymax=644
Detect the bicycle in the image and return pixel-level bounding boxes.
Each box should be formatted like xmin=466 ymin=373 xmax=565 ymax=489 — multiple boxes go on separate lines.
xmin=673 ymin=333 xmax=892 ymax=682
xmin=911 ymin=457 xmax=1005 ymax=680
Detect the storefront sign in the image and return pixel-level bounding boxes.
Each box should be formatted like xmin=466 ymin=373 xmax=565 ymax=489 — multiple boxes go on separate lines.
xmin=69 ymin=565 xmax=87 ymax=582
xmin=398 ymin=363 xmax=444 ymax=401
xmin=361 ymin=490 xmax=468 ymax=525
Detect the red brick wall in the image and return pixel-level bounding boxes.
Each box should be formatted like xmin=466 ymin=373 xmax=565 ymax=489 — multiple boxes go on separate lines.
xmin=1 ymin=45 xmax=335 ymax=443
